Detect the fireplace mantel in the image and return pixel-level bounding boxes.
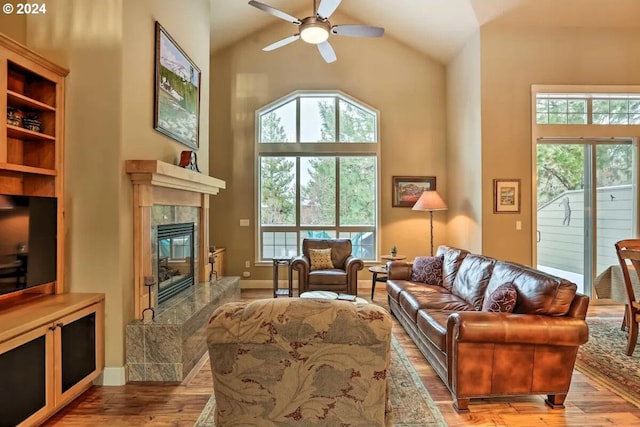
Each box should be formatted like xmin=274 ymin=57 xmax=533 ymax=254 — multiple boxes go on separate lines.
xmin=125 ymin=160 xmax=225 ymax=195
xmin=126 ymin=160 xmax=226 ymax=319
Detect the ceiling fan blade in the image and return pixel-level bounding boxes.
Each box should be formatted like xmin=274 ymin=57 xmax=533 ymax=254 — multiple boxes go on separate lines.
xmin=317 ymin=41 xmax=337 ymax=63
xmin=317 ymin=0 xmax=342 ymax=19
xmin=248 ymin=0 xmax=301 ymax=25
xmin=332 ymin=25 xmax=384 ymax=38
xmin=263 ymin=34 xmax=300 ymax=51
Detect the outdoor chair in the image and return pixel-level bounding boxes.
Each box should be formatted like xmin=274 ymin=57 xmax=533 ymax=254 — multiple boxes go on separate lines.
xmin=614 ymin=239 xmax=640 ymax=355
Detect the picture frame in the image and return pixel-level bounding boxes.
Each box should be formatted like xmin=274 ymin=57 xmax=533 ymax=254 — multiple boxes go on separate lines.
xmin=493 ymin=179 xmax=521 ymax=213
xmin=392 ymin=176 xmax=436 ymax=207
xmin=154 ymin=21 xmax=201 ymax=150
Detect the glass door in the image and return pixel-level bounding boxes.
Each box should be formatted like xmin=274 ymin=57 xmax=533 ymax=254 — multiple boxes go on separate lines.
xmin=536 ymin=139 xmax=636 ymax=297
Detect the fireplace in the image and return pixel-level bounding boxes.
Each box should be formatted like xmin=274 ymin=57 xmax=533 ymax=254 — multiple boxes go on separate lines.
xmin=157 ymin=222 xmax=194 ymax=304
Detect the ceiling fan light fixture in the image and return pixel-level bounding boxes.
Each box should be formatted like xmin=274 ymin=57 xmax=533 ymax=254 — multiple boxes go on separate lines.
xmin=300 ymin=23 xmax=329 ymax=44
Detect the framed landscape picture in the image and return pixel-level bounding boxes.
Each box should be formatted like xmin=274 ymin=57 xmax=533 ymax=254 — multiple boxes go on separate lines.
xmin=392 ymin=176 xmax=436 ymax=207
xmin=154 ymin=21 xmax=201 ymax=149
xmin=493 ymin=179 xmax=521 ymax=213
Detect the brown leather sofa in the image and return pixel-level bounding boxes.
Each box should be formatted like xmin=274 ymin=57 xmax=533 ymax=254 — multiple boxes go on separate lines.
xmin=292 ymin=238 xmax=364 ymax=296
xmin=386 ymin=245 xmax=590 ymax=412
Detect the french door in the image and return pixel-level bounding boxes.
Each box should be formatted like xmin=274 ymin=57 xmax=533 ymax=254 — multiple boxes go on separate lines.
xmin=536 ymin=139 xmax=637 ymax=297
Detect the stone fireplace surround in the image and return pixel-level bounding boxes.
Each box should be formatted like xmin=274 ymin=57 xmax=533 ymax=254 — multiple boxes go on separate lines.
xmin=124 ymin=160 xmax=240 ymax=382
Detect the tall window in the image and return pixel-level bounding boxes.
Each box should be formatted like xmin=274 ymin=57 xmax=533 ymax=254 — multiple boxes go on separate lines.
xmin=257 ymin=92 xmax=379 ymax=261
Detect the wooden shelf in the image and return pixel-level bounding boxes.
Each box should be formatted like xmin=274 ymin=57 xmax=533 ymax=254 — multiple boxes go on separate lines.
xmin=7 ymin=90 xmax=56 ymax=112
xmin=7 ymin=124 xmax=55 ymax=141
xmin=0 ymin=163 xmax=57 ymax=175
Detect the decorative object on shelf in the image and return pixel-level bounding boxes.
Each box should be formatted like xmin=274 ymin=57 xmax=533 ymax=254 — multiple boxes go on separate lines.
xmin=493 ymin=178 xmax=521 ymax=214
xmin=412 ymin=190 xmax=448 ymax=256
xmin=22 ymin=112 xmax=42 ymax=132
xmin=391 ymin=245 xmax=397 ymax=257
xmin=392 ymin=176 xmax=436 ymax=207
xmin=154 ymin=21 xmax=201 ymax=150
xmin=142 ymin=275 xmax=156 ymax=320
xmin=6 ymin=107 xmax=23 ymax=127
xmin=178 ymin=150 xmax=200 ymax=172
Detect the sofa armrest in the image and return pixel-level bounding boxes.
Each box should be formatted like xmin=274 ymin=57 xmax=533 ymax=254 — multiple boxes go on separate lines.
xmin=447 ymin=311 xmax=589 ymax=347
xmin=387 ymin=261 xmax=412 ymax=280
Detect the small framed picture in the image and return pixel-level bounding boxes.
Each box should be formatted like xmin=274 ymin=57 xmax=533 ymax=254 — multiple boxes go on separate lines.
xmin=493 ymin=179 xmax=521 ymax=213
xmin=392 ymin=176 xmax=436 ymax=207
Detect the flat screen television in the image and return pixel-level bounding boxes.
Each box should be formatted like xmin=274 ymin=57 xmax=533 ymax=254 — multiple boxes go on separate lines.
xmin=0 ymin=195 xmax=57 ymax=296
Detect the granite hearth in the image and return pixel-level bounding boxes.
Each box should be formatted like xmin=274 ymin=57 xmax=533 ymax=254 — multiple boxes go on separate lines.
xmin=125 ymin=160 xmax=234 ymax=382
xmin=126 ymin=276 xmax=240 ymax=382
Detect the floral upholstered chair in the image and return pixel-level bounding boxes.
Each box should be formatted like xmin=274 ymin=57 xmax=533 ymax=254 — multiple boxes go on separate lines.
xmin=206 ymin=298 xmax=393 ymax=426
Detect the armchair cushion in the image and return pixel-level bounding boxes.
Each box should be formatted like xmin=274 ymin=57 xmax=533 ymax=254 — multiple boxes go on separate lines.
xmin=309 ymin=248 xmax=335 ymax=270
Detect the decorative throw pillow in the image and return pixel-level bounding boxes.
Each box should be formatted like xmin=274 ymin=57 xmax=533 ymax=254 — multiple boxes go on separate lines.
xmin=411 ymin=255 xmax=443 ymax=286
xmin=482 ymin=283 xmax=518 ymax=313
xmin=309 ymin=248 xmax=334 ymax=271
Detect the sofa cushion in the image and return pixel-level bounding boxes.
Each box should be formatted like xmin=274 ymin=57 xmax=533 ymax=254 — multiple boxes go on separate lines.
xmin=436 ymin=246 xmax=469 ymax=292
xmin=487 ymin=261 xmax=577 ymax=316
xmin=399 ymin=287 xmax=473 ymax=322
xmin=451 ymin=254 xmax=496 ymax=310
xmin=309 ymin=248 xmax=334 ymax=270
xmin=416 ymin=309 xmax=452 ymax=353
xmin=482 ymin=283 xmax=517 ymax=312
xmin=411 ymin=255 xmax=444 ymax=286
xmin=386 ymin=280 xmax=448 ymax=303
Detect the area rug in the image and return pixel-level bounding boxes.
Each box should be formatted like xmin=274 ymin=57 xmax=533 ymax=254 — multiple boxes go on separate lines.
xmin=194 ymin=335 xmax=447 ymax=426
xmin=575 ymin=317 xmax=640 ymax=407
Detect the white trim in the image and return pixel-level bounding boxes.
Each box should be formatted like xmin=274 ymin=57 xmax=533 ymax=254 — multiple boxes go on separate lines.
xmin=95 ymin=366 xmax=126 ymax=386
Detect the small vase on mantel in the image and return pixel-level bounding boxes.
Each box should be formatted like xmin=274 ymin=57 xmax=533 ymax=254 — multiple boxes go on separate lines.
xmin=390 ymin=246 xmax=397 ymax=257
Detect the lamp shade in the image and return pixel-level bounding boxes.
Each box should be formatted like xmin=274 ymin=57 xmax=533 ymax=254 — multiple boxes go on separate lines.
xmin=411 ymin=190 xmax=448 ymax=211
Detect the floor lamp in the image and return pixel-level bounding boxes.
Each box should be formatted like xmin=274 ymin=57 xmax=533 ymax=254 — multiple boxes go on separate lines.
xmin=412 ymin=190 xmax=448 ymax=256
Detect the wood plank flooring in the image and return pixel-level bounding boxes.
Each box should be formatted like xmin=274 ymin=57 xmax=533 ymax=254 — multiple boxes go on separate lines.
xmin=44 ymin=288 xmax=640 ymax=426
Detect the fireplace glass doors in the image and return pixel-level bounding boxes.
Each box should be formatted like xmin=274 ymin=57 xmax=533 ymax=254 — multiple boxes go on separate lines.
xmin=157 ymin=223 xmax=194 ymax=304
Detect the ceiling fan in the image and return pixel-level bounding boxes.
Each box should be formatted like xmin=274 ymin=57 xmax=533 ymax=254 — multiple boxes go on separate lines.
xmin=248 ymin=0 xmax=385 ymax=63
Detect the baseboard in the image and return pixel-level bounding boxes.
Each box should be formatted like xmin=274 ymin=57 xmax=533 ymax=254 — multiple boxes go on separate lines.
xmin=95 ymin=366 xmax=127 ymax=386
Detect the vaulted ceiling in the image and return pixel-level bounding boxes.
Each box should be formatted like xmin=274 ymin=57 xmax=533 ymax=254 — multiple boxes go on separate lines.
xmin=211 ymin=0 xmax=640 ymax=64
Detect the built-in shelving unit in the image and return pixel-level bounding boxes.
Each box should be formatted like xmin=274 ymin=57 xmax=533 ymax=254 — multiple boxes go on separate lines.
xmin=0 ymin=33 xmax=105 ymax=427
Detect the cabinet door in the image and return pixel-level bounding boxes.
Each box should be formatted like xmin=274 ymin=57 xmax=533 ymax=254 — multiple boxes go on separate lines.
xmin=0 ymin=324 xmax=54 ymax=427
xmin=54 ymin=302 xmax=104 ymax=407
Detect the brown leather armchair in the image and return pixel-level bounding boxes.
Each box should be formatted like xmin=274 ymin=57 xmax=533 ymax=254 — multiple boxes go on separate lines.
xmin=292 ymin=238 xmax=364 ymax=296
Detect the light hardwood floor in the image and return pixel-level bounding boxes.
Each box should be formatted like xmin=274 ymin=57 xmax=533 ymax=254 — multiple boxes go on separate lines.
xmin=45 ymin=288 xmax=640 ymax=426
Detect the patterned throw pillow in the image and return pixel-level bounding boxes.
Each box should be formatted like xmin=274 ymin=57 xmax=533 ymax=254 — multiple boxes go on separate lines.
xmin=482 ymin=283 xmax=518 ymax=312
xmin=411 ymin=256 xmax=443 ymax=286
xmin=309 ymin=248 xmax=334 ymax=271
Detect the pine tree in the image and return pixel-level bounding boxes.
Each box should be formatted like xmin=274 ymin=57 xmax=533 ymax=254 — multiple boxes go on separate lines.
xmin=260 ymin=112 xmax=295 ymax=225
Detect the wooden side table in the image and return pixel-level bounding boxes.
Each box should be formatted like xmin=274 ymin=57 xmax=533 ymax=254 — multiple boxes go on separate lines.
xmin=381 ymin=254 xmax=407 ymax=261
xmin=368 ymin=265 xmax=388 ymax=300
xmin=272 ymin=257 xmax=293 ymax=298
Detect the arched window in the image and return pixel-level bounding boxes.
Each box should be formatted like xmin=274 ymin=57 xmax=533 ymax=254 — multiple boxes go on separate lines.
xmin=257 ymin=91 xmax=379 ymax=261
